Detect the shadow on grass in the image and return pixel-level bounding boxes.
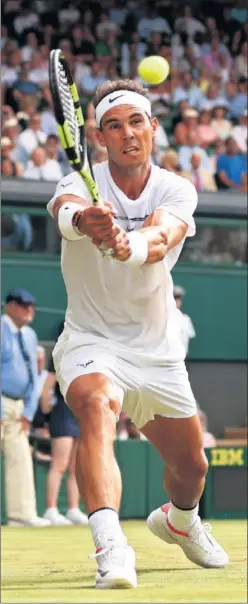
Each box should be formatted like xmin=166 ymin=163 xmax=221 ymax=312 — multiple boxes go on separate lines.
xmin=137 ymin=567 xmax=202 ymax=575
xmin=3 ymin=567 xmax=203 ymax=593
xmin=3 ymin=583 xmax=94 ymax=592
xmin=3 ymin=574 xmax=95 ymax=590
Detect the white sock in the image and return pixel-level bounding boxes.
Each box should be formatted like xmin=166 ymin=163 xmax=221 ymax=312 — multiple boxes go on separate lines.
xmin=89 ymin=508 xmax=127 ymax=549
xmin=46 ymin=507 xmax=58 ymax=513
xmin=168 ymin=502 xmax=199 ymax=532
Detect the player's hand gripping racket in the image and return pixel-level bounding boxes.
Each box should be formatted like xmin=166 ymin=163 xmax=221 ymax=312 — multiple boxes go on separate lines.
xmin=49 ymin=49 xmax=114 ymax=254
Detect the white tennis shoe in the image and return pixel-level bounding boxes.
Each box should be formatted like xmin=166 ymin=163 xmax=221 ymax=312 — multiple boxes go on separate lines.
xmin=147 ymin=503 xmax=229 ymax=568
xmin=89 ymin=543 xmax=137 ymax=589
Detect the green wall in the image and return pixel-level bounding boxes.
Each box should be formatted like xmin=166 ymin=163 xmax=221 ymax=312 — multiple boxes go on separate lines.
xmin=1 ymin=255 xmax=247 ymax=359
xmin=2 ymin=443 xmax=247 ymax=524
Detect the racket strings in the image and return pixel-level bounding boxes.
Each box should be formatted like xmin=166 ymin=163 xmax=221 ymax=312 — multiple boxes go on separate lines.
xmin=58 ymin=62 xmax=80 ymax=157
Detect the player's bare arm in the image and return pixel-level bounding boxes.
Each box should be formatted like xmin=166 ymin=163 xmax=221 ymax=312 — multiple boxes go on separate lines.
xmin=52 ymin=194 xmax=119 ymax=242
xmin=99 ymin=210 xmax=188 ymax=264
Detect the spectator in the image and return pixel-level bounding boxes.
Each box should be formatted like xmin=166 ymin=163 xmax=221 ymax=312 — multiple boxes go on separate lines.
xmin=71 ymin=26 xmax=95 ymax=63
xmin=120 ymin=32 xmax=146 ymax=78
xmin=171 ymin=33 xmax=187 ymax=68
xmin=182 ymin=152 xmax=217 ymax=192
xmin=201 ymin=83 xmax=226 ymax=112
xmin=95 ymin=29 xmax=120 ymax=64
xmin=197 ymin=67 xmax=211 ymax=94
xmin=1 ymin=288 xmax=50 ymax=527
xmin=20 ymin=30 xmax=39 ymax=62
xmin=172 ymin=100 xmax=189 ymax=129
xmin=178 ymin=130 xmax=211 ymax=172
xmin=216 ymin=136 xmax=247 ymax=191
xmin=13 ymin=1 xmax=40 ymax=36
xmin=175 ymin=5 xmax=206 ymax=38
xmin=209 ymin=139 xmax=226 ymax=174
xmin=2 ymin=117 xmax=28 ymax=166
xmin=23 ymin=146 xmax=63 ymax=181
xmin=198 ymin=107 xmax=217 ymax=148
xmin=1 ymin=212 xmax=32 ymax=251
xmin=44 ymin=134 xmax=68 ymax=175
xmin=211 ymin=103 xmax=232 ymax=141
xmin=42 ymin=23 xmax=56 ymax=51
xmin=147 ymin=31 xmax=163 ymax=57
xmin=137 ymin=5 xmax=171 ymax=39
xmin=234 ymin=42 xmax=248 ymax=79
xmin=172 ymin=71 xmax=203 ymax=108
xmin=17 ymin=113 xmax=47 ymax=155
xmin=226 ymin=79 xmax=247 ymax=119
xmin=29 ymin=52 xmax=49 ymax=85
xmin=96 ymin=11 xmax=119 ymax=38
xmin=161 ymin=149 xmax=182 ymax=176
xmin=174 ymin=108 xmax=199 ymax=146
xmin=173 ymin=285 xmax=196 ymax=357
xmin=1 ymin=49 xmax=22 ymax=87
xmin=40 ymin=322 xmax=88 ymax=526
xmin=79 ymin=60 xmax=107 ymax=97
xmin=217 ymin=51 xmax=233 ymax=84
xmin=1 ymin=137 xmax=23 ymax=176
xmin=1 ymin=104 xmax=16 ymax=126
xmin=11 ymin=62 xmax=41 ymax=111
xmin=58 ymin=1 xmax=80 ymax=29
xmin=1 ymin=155 xmax=22 ymax=177
xmin=230 ymin=110 xmax=248 ymax=154
xmin=40 ymin=96 xmax=58 ymax=136
xmin=203 ymin=37 xmax=231 ymax=72
xmin=179 ymin=45 xmax=201 ymax=79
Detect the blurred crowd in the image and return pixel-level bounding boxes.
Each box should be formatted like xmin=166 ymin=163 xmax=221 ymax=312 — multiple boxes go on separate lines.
xmin=1 ymin=0 xmax=247 ymax=192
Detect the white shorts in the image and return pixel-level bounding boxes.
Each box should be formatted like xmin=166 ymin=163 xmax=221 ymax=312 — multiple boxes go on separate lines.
xmin=53 ymin=330 xmax=197 ymax=429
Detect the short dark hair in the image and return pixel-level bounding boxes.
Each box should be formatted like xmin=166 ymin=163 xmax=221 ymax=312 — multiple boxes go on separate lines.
xmin=93 ymin=79 xmax=149 ymax=109
xmin=47 ymin=134 xmax=59 ymax=141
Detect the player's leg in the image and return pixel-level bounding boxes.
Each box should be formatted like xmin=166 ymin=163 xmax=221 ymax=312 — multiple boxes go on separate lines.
xmin=65 ymin=438 xmax=88 ymax=525
xmin=67 ymin=373 xmax=123 ymax=513
xmin=44 ymin=437 xmax=73 ymax=525
xmin=134 ymin=362 xmax=228 ymax=568
xmin=66 ymin=372 xmax=137 ymax=588
xmin=142 ymin=413 xmax=207 ymax=509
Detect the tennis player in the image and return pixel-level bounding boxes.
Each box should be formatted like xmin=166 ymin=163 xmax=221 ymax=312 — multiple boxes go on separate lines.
xmin=47 ymin=79 xmax=228 ymax=589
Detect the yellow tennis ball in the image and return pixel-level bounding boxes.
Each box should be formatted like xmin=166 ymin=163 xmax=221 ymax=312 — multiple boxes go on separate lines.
xmin=138 ymin=56 xmax=170 ymax=85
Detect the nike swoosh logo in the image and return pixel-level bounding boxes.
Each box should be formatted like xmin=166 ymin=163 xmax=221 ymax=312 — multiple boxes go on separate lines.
xmin=61 ymin=182 xmax=73 ymax=188
xmin=98 ymin=570 xmax=109 ymax=577
xmin=108 ymin=94 xmax=125 ymax=104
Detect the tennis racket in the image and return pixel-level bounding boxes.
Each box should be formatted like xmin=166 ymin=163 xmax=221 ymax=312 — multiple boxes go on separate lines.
xmin=49 ymin=48 xmax=102 ymax=207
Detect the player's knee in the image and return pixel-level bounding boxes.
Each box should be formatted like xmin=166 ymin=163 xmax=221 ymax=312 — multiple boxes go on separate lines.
xmin=172 ymin=451 xmax=208 ymax=483
xmin=186 ymin=451 xmax=208 ymax=480
xmin=76 ymin=389 xmax=120 ymax=423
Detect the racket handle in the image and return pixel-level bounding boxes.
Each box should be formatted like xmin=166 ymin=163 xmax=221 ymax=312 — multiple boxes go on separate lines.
xmin=92 ymin=196 xmax=114 ymax=257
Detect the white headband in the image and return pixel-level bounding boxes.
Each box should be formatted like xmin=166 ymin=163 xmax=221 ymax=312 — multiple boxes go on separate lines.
xmin=95 ymin=90 xmax=151 ymax=127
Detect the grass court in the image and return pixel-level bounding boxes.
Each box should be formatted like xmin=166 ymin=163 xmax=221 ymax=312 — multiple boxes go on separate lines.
xmin=2 ymin=519 xmax=247 ymax=603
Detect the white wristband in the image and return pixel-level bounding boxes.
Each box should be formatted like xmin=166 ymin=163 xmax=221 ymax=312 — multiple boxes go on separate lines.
xmin=58 ymin=203 xmax=85 ymax=241
xmin=124 ymin=231 xmax=148 ymax=266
